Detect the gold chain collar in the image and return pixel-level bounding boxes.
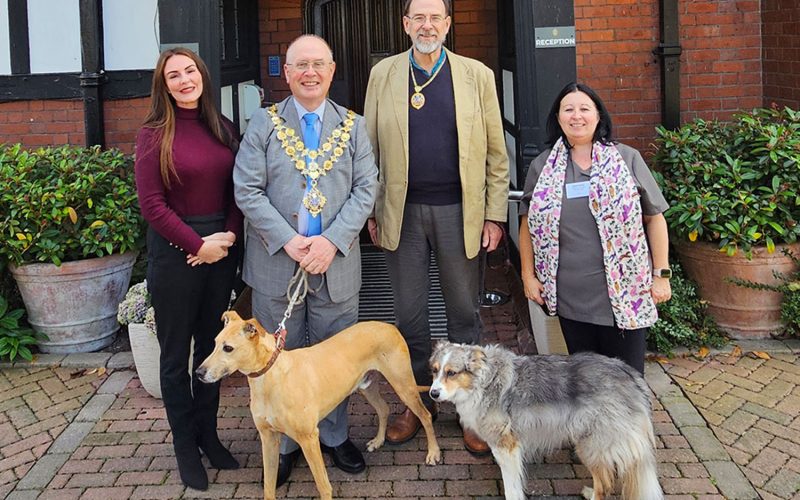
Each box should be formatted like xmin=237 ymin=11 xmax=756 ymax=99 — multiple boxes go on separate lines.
xmin=267 ymin=104 xmax=356 ymax=216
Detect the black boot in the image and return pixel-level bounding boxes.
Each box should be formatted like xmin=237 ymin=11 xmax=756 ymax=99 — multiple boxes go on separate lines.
xmin=193 ymin=369 xmax=239 ymax=470
xmin=198 ymin=432 xmax=239 ymax=470
xmin=173 ymin=438 xmax=208 ymax=490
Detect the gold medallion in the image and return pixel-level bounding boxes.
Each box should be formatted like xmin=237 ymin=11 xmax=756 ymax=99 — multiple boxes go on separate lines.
xmin=410 ymin=92 xmax=426 ymax=110
xmin=303 ymin=185 xmax=327 ymax=216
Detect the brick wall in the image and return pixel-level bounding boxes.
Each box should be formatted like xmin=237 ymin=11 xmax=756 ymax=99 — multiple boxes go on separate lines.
xmin=452 ymin=0 xmax=499 ymax=73
xmin=0 ymin=100 xmax=84 ymax=147
xmin=258 ymin=0 xmax=300 ymax=104
xmin=104 ymin=98 xmax=149 ymax=154
xmin=678 ymin=0 xmax=763 ymax=120
xmin=575 ymin=0 xmax=662 ymax=153
xmin=762 ymin=0 xmax=800 ymax=109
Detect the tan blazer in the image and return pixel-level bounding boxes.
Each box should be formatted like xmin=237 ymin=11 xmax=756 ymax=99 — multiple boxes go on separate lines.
xmin=364 ymin=48 xmax=509 ymax=259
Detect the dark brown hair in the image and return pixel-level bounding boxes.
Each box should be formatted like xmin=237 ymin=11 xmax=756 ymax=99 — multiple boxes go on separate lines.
xmin=545 ymin=82 xmax=615 ymax=147
xmin=141 ymin=47 xmax=236 ymax=189
xmin=403 ymin=0 xmax=451 ymax=17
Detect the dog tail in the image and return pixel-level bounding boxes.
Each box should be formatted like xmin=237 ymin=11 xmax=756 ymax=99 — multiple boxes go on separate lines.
xmin=621 ymin=416 xmax=663 ymax=500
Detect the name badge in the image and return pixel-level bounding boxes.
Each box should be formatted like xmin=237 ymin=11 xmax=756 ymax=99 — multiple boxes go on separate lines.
xmin=565 ymin=181 xmax=590 ymax=199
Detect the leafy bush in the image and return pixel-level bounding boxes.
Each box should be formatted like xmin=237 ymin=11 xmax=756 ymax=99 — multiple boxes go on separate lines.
xmin=0 ymin=144 xmax=145 ymax=266
xmin=654 ymin=106 xmax=800 ymax=257
xmin=0 ymin=295 xmax=46 ymax=362
xmin=648 ymin=260 xmax=728 ymax=354
xmin=729 ymin=248 xmax=800 ymax=338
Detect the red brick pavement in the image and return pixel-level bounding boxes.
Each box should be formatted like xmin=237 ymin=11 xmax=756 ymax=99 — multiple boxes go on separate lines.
xmin=0 ymin=367 xmax=105 ymax=498
xmin=5 ymin=265 xmax=795 ymax=498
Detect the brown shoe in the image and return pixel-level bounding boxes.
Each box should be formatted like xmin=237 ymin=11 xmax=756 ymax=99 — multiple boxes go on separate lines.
xmin=462 ymin=426 xmax=491 ymax=456
xmin=386 ymin=406 xmax=437 ymax=445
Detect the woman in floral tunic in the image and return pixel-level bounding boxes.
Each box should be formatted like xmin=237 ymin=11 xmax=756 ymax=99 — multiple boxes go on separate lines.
xmin=519 ymin=82 xmax=671 ymax=374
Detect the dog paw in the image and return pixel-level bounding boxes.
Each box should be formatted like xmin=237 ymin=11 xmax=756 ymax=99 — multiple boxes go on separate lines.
xmin=366 ymin=437 xmax=384 ymax=451
xmin=425 ymin=449 xmax=442 ymax=465
xmin=581 ymin=486 xmax=595 ymax=500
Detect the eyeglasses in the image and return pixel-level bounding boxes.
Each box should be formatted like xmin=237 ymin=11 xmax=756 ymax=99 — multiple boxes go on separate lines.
xmin=286 ymin=60 xmax=331 ymax=72
xmin=405 ymin=14 xmax=447 ymax=25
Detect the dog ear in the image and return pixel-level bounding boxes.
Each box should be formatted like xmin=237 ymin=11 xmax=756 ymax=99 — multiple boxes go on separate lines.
xmin=221 ymin=310 xmax=241 ymax=325
xmin=242 ymin=321 xmax=259 ymax=338
xmin=467 ymin=347 xmax=486 ymax=375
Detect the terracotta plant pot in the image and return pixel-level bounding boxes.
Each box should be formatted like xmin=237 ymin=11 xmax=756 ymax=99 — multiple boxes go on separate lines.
xmin=675 ymin=241 xmax=800 ymax=339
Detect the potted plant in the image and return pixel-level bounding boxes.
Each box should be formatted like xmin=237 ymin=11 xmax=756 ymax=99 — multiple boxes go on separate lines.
xmin=117 ymin=280 xmax=163 ymax=398
xmin=0 ymin=144 xmax=145 ymax=353
xmin=654 ymin=106 xmax=800 ymax=338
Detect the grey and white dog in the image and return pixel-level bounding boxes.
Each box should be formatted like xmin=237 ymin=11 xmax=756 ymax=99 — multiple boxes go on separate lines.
xmin=429 ymin=341 xmax=663 ymax=500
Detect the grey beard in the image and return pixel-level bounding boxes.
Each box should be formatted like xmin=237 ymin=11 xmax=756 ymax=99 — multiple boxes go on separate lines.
xmin=413 ymin=36 xmax=445 ymax=54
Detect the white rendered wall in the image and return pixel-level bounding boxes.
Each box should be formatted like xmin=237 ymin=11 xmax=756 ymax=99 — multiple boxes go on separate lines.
xmin=103 ymin=0 xmax=159 ymax=70
xmin=27 ymin=0 xmax=81 ymax=73
xmin=0 ymin=0 xmax=10 ymax=74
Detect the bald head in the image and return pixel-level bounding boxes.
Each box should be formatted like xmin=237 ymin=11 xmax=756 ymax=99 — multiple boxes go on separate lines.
xmin=286 ymin=35 xmax=334 ymax=64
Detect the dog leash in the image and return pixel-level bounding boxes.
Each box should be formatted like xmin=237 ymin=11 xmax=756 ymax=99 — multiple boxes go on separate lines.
xmin=248 ymin=267 xmax=312 ymax=378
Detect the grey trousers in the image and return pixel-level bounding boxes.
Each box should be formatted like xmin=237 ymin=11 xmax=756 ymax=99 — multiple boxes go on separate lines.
xmin=385 ymin=203 xmax=482 ymax=389
xmin=251 ymin=275 xmax=359 ymax=454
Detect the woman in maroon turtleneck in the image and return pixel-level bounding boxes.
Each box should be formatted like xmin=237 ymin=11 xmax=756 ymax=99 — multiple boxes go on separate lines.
xmin=134 ymin=47 xmax=242 ymax=491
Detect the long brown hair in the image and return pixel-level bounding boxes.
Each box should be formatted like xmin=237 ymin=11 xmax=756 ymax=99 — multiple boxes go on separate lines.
xmin=141 ymin=47 xmax=237 ymax=189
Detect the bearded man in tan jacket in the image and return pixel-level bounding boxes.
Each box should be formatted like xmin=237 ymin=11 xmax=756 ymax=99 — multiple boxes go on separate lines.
xmin=364 ymin=0 xmax=509 ymax=456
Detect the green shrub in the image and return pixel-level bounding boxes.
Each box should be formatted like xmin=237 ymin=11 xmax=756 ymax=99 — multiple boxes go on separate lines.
xmin=0 ymin=295 xmax=46 ymax=362
xmin=648 ymin=260 xmax=728 ymax=354
xmin=0 ymin=144 xmax=145 ymax=266
xmin=654 ymin=106 xmax=800 ymax=258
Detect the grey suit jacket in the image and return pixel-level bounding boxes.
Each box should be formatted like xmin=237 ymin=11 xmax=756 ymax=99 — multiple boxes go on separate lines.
xmin=234 ymin=97 xmax=378 ymax=302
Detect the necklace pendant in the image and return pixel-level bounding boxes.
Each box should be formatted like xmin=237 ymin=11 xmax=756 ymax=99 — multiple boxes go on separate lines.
xmin=410 ymin=92 xmax=426 ymax=110
xmin=303 ymin=186 xmax=327 ymax=216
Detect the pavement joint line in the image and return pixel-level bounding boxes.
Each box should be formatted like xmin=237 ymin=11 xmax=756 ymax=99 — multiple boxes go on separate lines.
xmin=651 ymin=363 xmax=758 ymax=499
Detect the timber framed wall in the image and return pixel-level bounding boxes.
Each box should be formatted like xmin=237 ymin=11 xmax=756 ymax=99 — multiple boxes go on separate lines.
xmin=1 ymin=0 xmax=798 ymax=154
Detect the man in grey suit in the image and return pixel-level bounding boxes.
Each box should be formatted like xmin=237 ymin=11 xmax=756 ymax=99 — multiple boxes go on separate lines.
xmin=233 ymin=34 xmax=378 ymax=487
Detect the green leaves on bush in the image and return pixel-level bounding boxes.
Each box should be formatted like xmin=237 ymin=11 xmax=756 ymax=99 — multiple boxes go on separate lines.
xmin=0 ymin=295 xmax=46 ymax=362
xmin=0 ymin=144 xmax=146 ymax=266
xmin=648 ymin=261 xmax=728 ymax=354
xmin=654 ymin=107 xmax=800 ymax=258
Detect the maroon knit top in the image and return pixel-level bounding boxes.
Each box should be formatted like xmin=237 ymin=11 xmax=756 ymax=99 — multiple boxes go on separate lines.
xmin=134 ymin=107 xmax=243 ymax=255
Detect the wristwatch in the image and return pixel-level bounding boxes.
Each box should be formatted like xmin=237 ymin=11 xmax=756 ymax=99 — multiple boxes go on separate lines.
xmin=653 ymin=268 xmax=672 ymax=279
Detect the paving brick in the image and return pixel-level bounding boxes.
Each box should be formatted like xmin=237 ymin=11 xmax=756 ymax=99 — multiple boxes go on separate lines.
xmin=445 ymin=479 xmax=499 ymax=496
xmin=130 ymin=484 xmax=186 ymax=499
xmin=748 ymin=447 xmax=789 ymax=477
xmin=734 ymin=427 xmax=775 ymax=454
xmin=662 ymin=477 xmax=718 ymax=494
xmin=115 ymin=470 xmax=168 ymax=486
xmin=762 ymin=469 xmax=800 ymax=498
xmin=705 ymin=460 xmax=759 ymax=499
xmin=81 ymin=486 xmax=135 ymax=499
xmin=722 ymin=409 xmax=760 ymax=434
xmin=391 ymin=479 xmax=444 ymax=497
xmin=15 ymin=453 xmax=70 ymax=489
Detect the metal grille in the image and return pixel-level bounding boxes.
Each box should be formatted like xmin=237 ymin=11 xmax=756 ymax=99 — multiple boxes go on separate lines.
xmin=358 ymin=248 xmax=448 ymax=339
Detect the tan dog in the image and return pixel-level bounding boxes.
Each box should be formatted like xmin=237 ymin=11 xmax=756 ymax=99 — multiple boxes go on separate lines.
xmin=196 ymin=311 xmax=441 ymax=500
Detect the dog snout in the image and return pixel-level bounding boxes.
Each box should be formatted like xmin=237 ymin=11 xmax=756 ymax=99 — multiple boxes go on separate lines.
xmin=429 ymin=388 xmax=440 ymax=401
xmin=195 ymin=366 xmax=213 ymax=384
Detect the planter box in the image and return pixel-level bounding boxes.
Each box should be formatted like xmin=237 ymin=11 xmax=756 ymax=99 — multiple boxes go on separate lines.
xmin=676 ymin=241 xmax=800 ymax=339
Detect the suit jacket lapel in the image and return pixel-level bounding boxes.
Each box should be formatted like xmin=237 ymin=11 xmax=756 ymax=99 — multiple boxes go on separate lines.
xmin=320 ymin=98 xmax=342 ymax=146
xmin=279 ymin=97 xmax=302 ymax=136
xmin=448 ymin=49 xmax=475 ymax=168
xmin=390 ymin=51 xmax=410 ymax=172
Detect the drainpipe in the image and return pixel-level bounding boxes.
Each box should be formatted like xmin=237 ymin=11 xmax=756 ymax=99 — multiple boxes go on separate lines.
xmin=79 ymin=0 xmax=106 ymax=147
xmin=654 ymin=0 xmax=681 ymax=130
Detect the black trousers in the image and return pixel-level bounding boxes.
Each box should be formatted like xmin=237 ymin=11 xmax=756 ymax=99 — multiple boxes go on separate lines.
xmin=558 ymin=316 xmax=647 ymax=375
xmin=146 ymin=216 xmax=239 ymax=447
